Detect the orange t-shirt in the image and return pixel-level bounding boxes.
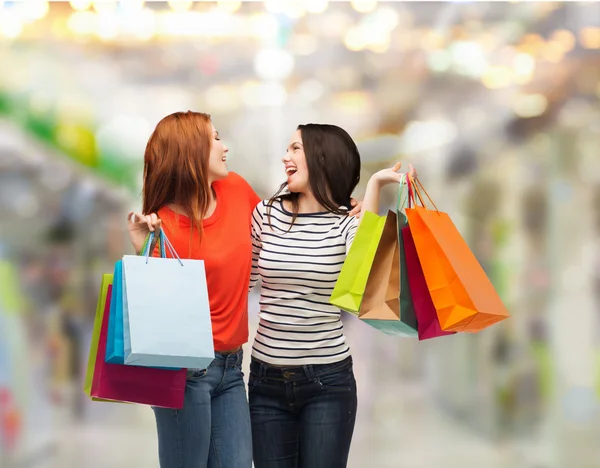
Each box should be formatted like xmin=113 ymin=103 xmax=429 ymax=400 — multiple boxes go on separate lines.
xmin=157 ymin=172 xmax=260 ymax=352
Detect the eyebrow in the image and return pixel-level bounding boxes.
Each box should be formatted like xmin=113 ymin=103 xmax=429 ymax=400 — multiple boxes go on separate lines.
xmin=290 ymin=141 xmax=302 ymax=146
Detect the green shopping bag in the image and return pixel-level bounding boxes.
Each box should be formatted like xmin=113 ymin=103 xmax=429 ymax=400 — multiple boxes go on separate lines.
xmin=360 ymin=176 xmax=418 ymax=336
xmin=83 ymin=273 xmax=116 ymax=401
xmin=330 ymin=211 xmax=387 ymax=315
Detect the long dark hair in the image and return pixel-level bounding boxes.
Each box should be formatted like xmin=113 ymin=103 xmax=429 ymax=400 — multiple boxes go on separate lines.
xmin=266 ymin=123 xmax=361 ymax=228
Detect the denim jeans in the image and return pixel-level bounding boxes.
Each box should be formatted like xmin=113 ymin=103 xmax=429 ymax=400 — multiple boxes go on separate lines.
xmin=153 ymin=349 xmax=252 ymax=468
xmin=248 ymin=356 xmax=357 ymax=468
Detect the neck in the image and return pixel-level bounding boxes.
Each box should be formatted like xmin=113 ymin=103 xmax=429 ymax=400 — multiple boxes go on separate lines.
xmin=296 ymin=192 xmax=324 ymax=213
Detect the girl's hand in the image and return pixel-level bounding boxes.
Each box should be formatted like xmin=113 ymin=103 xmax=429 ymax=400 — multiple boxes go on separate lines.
xmin=127 ymin=212 xmax=161 ymax=254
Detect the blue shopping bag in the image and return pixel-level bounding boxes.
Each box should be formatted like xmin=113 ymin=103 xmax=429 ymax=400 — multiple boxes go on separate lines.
xmin=105 ymin=260 xmax=124 ymax=364
xmin=122 ymin=230 xmax=215 ymax=369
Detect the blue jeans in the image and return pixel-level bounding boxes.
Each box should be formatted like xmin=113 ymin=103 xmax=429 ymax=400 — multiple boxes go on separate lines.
xmin=153 ymin=350 xmax=252 ymax=468
xmin=248 ymin=356 xmax=357 ymax=468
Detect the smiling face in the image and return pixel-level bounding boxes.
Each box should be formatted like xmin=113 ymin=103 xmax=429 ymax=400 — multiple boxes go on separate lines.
xmin=282 ymin=129 xmax=310 ymax=194
xmin=206 ymin=124 xmax=229 ymax=182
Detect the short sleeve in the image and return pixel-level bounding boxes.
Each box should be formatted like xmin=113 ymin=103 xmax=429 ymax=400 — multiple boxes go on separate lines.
xmin=227 ymin=172 xmax=260 ymax=218
xmin=339 ymin=215 xmax=359 ymax=254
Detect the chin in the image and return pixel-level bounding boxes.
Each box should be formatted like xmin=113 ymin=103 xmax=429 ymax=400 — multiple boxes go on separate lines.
xmin=211 ymin=168 xmax=229 ymax=181
xmin=286 ymin=182 xmax=306 ymax=194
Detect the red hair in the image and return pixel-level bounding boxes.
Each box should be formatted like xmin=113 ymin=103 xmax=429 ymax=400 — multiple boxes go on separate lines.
xmin=142 ymin=111 xmax=213 ymax=238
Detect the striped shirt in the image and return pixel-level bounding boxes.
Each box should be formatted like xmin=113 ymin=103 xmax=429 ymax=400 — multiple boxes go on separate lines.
xmin=249 ymin=199 xmax=358 ymax=366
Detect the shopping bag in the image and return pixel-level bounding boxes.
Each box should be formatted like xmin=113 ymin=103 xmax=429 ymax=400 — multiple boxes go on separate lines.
xmin=358 ymin=176 xmax=418 ymax=336
xmin=83 ymin=274 xmax=114 ymax=400
xmin=402 ymin=226 xmax=455 ymax=340
xmin=90 ymin=283 xmax=187 ymax=408
xmin=122 ymin=230 xmax=214 ymax=369
xmin=396 ymin=204 xmax=418 ymax=335
xmin=105 ymin=260 xmax=124 ymax=364
xmin=330 ymin=211 xmax=387 ymax=314
xmin=405 ymin=177 xmax=510 ymax=332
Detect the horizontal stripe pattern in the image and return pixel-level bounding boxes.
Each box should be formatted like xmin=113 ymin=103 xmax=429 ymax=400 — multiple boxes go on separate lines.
xmin=250 ymin=199 xmax=357 ymax=365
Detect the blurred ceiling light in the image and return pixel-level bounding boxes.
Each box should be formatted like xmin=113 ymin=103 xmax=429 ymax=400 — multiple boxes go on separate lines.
xmin=121 ymin=0 xmax=145 ymax=13
xmin=427 ymin=50 xmax=452 ymax=73
xmin=368 ymin=38 xmax=391 ymax=54
xmin=422 ymin=30 xmax=446 ymax=51
xmin=350 ymin=0 xmax=377 ymax=13
xmin=368 ymin=6 xmax=399 ymax=32
xmin=450 ymin=41 xmax=487 ymax=78
xmin=344 ymin=28 xmax=365 ymax=52
xmin=217 ymin=0 xmax=242 ymax=14
xmin=249 ymin=13 xmax=279 ymax=41
xmin=518 ymin=33 xmax=545 ymax=56
xmin=161 ymin=12 xmax=211 ymax=37
xmin=513 ymin=52 xmax=535 ymax=75
xmin=551 ymin=29 xmax=576 ymax=52
xmin=401 ymin=120 xmax=457 ymax=154
xmin=542 ymin=41 xmax=565 ymax=63
xmin=168 ymin=0 xmax=193 ymax=13
xmin=92 ymin=0 xmax=117 ymax=13
xmin=127 ymin=8 xmax=156 ymax=41
xmin=284 ymin=2 xmax=307 ymax=19
xmin=67 ymin=11 xmax=95 ymax=35
xmin=24 ymin=0 xmax=49 ymax=21
xmin=513 ymin=93 xmax=548 ymax=118
xmin=512 ymin=52 xmax=535 ymax=84
xmin=69 ymin=0 xmax=92 ymax=11
xmin=481 ymin=66 xmax=513 ymax=89
xmin=579 ymin=27 xmax=600 ymax=49
xmin=254 ymin=48 xmax=295 ymax=81
xmin=0 ymin=13 xmax=23 ymax=39
xmin=306 ymin=0 xmax=328 ymax=14
xmin=264 ymin=0 xmax=283 ymax=13
xmin=95 ymin=12 xmax=119 ymax=40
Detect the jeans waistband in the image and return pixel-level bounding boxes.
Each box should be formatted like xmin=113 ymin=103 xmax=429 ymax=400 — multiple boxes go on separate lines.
xmin=250 ymin=356 xmax=352 ymax=383
xmin=211 ymin=348 xmax=244 ymax=368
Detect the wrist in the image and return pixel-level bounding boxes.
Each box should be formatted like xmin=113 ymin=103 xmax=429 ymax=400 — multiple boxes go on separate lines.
xmin=367 ymin=175 xmax=383 ymax=190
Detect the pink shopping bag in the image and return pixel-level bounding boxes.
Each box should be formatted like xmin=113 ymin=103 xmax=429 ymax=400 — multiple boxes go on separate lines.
xmin=402 ymin=226 xmax=455 ymax=341
xmin=90 ymin=284 xmax=187 ymax=408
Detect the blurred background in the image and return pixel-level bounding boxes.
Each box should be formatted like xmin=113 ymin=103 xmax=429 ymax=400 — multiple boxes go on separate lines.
xmin=0 ymin=0 xmax=599 ymax=467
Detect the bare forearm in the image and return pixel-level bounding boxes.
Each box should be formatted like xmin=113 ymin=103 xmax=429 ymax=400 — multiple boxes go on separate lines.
xmin=360 ymin=177 xmax=382 ymax=218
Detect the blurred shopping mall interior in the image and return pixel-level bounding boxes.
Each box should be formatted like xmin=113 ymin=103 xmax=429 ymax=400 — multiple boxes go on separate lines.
xmin=1 ymin=1 xmax=600 ymax=467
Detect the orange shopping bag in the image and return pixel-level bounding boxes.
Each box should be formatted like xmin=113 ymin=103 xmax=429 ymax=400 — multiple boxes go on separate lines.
xmin=405 ymin=177 xmax=509 ymax=332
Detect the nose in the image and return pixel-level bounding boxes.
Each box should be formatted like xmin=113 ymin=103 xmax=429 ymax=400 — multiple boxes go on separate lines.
xmin=281 ymin=152 xmax=290 ymax=163
xmin=223 ymin=145 xmax=229 ymax=153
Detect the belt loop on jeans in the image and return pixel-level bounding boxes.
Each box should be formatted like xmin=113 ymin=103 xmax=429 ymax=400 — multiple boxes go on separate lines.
xmin=303 ymin=364 xmax=316 ymax=382
xmin=259 ymin=362 xmax=268 ymax=382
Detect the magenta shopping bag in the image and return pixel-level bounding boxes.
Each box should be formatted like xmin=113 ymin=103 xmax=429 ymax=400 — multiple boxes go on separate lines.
xmin=90 ymin=283 xmax=187 ymax=408
xmin=402 ymin=226 xmax=455 ymax=341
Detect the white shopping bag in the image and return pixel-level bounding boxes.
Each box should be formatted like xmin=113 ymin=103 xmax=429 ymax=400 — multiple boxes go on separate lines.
xmin=122 ymin=231 xmax=214 ymax=369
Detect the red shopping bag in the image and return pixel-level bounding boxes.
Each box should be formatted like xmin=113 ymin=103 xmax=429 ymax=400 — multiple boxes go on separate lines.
xmin=90 ymin=284 xmax=186 ymax=408
xmin=402 ymin=226 xmax=455 ymax=340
